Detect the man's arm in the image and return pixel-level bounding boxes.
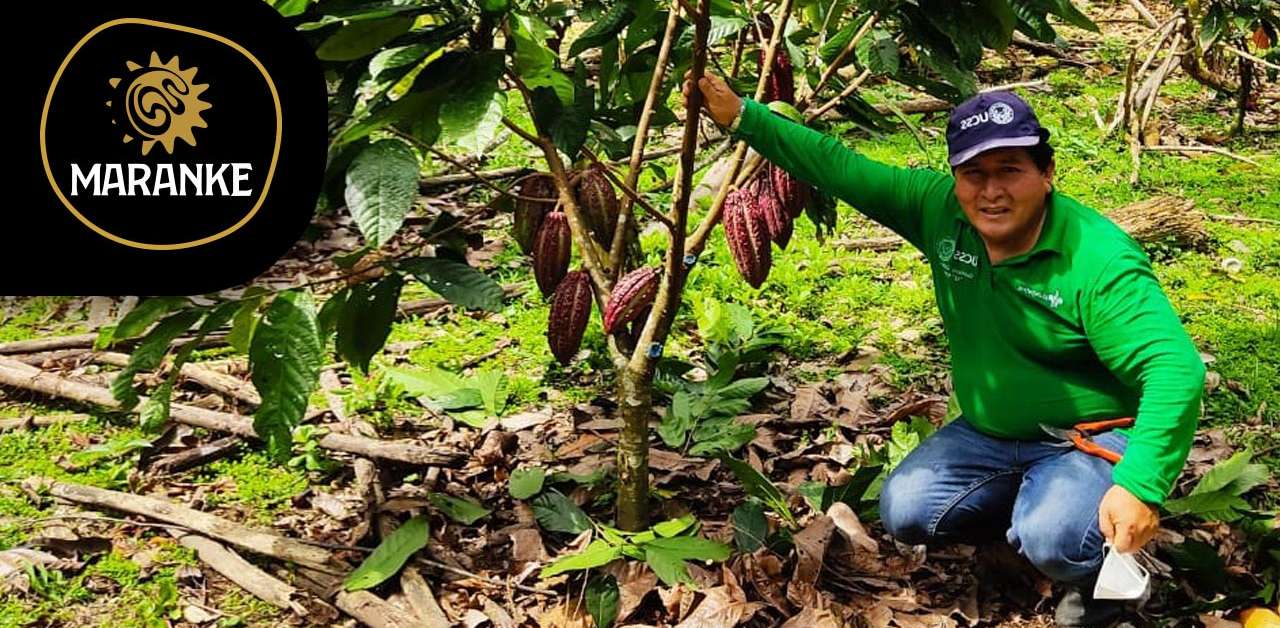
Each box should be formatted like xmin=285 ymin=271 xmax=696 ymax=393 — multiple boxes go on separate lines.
xmin=730 ymin=97 xmax=951 ymax=250
xmin=1082 ymin=248 xmax=1206 ymax=506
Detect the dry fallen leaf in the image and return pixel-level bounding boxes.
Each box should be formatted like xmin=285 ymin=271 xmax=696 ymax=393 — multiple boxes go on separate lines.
xmin=673 ymin=586 xmax=764 ymax=628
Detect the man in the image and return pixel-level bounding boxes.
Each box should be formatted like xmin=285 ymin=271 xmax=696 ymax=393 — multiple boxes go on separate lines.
xmin=687 ymin=73 xmax=1205 ymax=626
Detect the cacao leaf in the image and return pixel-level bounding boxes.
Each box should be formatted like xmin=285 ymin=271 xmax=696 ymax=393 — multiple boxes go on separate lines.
xmin=509 ymin=467 xmax=546 ymax=499
xmin=344 ymin=516 xmax=429 ymax=591
xmin=568 ymin=1 xmax=637 ymax=57
xmin=439 ymin=51 xmax=506 ymax=155
xmin=399 ymin=257 xmax=504 ymax=312
xmin=110 ymin=308 xmax=205 ymax=411
xmin=530 ymin=490 xmax=592 ymax=534
xmin=586 ymin=574 xmax=620 ymax=628
xmin=428 ymin=492 xmax=491 ymax=525
xmin=733 ymin=500 xmax=767 ymax=552
xmin=250 ymin=290 xmax=323 ymax=463
xmin=317 ymin=16 xmax=415 ymax=61
xmin=335 ymin=273 xmax=404 ymax=374
xmin=541 ymin=540 xmax=621 ymax=578
xmin=345 ymin=139 xmax=420 ymax=247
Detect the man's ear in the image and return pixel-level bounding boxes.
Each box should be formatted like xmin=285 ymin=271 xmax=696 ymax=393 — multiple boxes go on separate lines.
xmin=1044 ymin=160 xmax=1056 ymax=193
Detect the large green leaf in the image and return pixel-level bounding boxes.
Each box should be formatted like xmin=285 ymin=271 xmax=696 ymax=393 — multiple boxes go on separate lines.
xmin=317 ymin=16 xmax=415 ymax=61
xmin=110 ymin=308 xmax=205 ymax=411
xmin=428 ymin=492 xmax=491 ymax=525
xmin=1163 ymin=491 xmax=1251 ymax=522
xmin=529 ymin=60 xmax=593 ymax=160
xmin=530 ymin=490 xmax=592 ymax=534
xmin=473 ymin=369 xmax=508 ymax=416
xmin=140 ymin=302 xmax=240 ymax=430
xmin=398 ymin=257 xmax=503 ymax=312
xmin=1191 ymin=450 xmax=1267 ymax=496
xmin=509 ymin=466 xmax=546 ymax=499
xmin=138 ymin=381 xmax=174 ymax=433
xmin=270 ymin=0 xmax=310 ymax=17
xmin=721 ymin=456 xmax=794 ymax=526
xmin=228 ymin=291 xmax=266 ymax=354
xmin=974 ymin=0 xmax=1017 ymax=50
xmin=856 ymin=30 xmax=901 ymax=75
xmin=586 ymin=574 xmax=620 ymax=628
xmin=540 ymin=540 xmax=621 ymax=578
xmin=101 ymin=297 xmax=189 ymax=347
xmin=336 ymin=274 xmax=404 ymax=374
xmin=344 ymin=516 xmax=429 ymax=591
xmin=345 ymin=140 xmax=420 ymax=248
xmin=250 ymin=291 xmax=323 ymax=463
xmin=510 ymin=13 xmax=574 ymax=104
xmin=1200 ymin=4 xmax=1228 ymax=49
xmin=568 ymin=1 xmax=637 ymax=57
xmin=643 ymin=536 xmax=732 ymax=561
xmin=657 ymin=390 xmax=694 ymax=448
xmin=732 ymin=500 xmax=767 ymax=552
xmin=439 ymin=51 xmax=506 ymax=155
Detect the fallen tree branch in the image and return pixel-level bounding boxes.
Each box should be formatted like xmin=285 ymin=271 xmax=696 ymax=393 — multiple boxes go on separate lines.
xmin=165 ymin=527 xmax=336 ymax=619
xmin=93 ymin=352 xmax=261 ymax=407
xmin=0 ymin=359 xmax=466 ymax=467
xmin=25 ymin=476 xmax=339 ymax=571
xmin=0 ymin=413 xmax=92 ymax=432
xmin=1142 ymin=144 xmax=1262 ymax=166
xmin=1208 ymin=213 xmax=1280 ymax=226
xmin=0 ymin=332 xmax=227 ymax=356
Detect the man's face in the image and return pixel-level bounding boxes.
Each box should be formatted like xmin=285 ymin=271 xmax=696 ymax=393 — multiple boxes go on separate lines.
xmin=952 ymin=147 xmax=1054 ymax=247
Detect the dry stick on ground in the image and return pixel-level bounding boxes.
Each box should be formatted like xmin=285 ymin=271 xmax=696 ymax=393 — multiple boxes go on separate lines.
xmin=0 ymin=332 xmax=228 ymax=356
xmin=290 ymin=565 xmax=419 ymax=628
xmin=9 ymin=349 xmax=92 ymax=366
xmin=93 ymin=352 xmax=261 ymax=407
xmin=1107 ymin=17 xmax=1179 ymax=138
xmin=1127 ymin=0 xmax=1160 ymax=28
xmin=1209 ymin=213 xmax=1280 ymax=226
xmin=149 ymin=435 xmax=243 ymax=475
xmin=26 ymin=476 xmax=340 ymax=571
xmin=163 ymin=527 xmax=336 ymax=619
xmin=0 ymin=359 xmax=465 ymax=467
xmin=0 ymin=413 xmax=92 ymax=432
xmin=1143 ymin=144 xmax=1263 ymax=166
xmin=320 ymin=369 xmax=395 ymax=542
xmin=1132 ymin=29 xmax=1186 ymax=184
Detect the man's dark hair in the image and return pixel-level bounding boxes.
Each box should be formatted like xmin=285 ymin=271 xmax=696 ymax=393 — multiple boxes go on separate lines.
xmin=1026 ymin=141 xmax=1055 ymax=172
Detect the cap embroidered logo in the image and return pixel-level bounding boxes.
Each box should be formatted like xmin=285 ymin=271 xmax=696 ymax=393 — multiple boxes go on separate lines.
xmin=988 ymin=102 xmax=1014 ymax=125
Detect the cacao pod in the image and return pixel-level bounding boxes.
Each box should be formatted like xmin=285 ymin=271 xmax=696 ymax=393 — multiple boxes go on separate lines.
xmin=768 ymin=162 xmax=810 ymax=219
xmin=752 ymin=176 xmax=792 ymax=250
xmin=533 ymin=211 xmax=572 ymax=297
xmin=512 ymin=173 xmax=558 ymax=254
xmin=723 ymin=186 xmax=772 ymax=288
xmin=756 ymin=15 xmax=795 ymax=105
xmin=547 ymin=270 xmax=593 ymax=365
xmin=572 ymin=165 xmax=619 ymax=250
xmin=602 ymin=266 xmax=659 ymax=334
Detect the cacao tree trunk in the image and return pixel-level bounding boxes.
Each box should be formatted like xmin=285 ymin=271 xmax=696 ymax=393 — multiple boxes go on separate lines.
xmin=615 ymin=365 xmax=652 ymax=530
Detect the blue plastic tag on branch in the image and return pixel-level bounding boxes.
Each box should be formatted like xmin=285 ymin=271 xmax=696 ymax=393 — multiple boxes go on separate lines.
xmin=646 ymin=342 xmax=663 ymax=358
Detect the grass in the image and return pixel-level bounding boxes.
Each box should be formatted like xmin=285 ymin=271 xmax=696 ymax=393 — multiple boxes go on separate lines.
xmin=2 ymin=45 xmax=1278 ymax=626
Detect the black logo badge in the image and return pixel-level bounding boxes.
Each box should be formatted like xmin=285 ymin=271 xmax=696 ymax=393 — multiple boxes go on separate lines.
xmin=10 ymin=0 xmax=325 ymax=294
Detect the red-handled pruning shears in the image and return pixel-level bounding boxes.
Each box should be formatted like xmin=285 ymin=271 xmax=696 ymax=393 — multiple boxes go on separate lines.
xmin=1039 ymin=418 xmax=1135 ymax=464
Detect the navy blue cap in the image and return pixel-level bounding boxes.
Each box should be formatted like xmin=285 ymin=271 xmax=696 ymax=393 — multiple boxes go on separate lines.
xmin=946 ymin=91 xmax=1050 ymax=167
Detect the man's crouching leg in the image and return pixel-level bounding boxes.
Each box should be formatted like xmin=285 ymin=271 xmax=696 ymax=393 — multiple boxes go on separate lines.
xmin=879 ymin=418 xmax=1021 ymax=545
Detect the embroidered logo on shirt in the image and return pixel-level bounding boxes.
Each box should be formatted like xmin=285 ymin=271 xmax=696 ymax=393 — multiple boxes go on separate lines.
xmin=936 ymin=238 xmax=979 ymax=281
xmin=1016 ymin=283 xmax=1063 ymax=309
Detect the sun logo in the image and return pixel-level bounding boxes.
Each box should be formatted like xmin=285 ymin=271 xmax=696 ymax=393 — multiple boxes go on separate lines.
xmin=106 ymin=52 xmax=211 ymax=156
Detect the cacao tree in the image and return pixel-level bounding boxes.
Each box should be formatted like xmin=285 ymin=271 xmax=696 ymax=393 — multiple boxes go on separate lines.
xmin=108 ymin=0 xmax=1098 ymax=531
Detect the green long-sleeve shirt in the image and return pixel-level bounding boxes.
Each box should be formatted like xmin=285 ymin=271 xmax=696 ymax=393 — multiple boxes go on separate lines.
xmin=732 ymin=97 xmax=1205 ymax=505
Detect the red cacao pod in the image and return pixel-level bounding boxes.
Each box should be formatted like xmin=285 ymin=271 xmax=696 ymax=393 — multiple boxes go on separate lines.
xmin=512 ymin=173 xmax=558 ymax=254
xmin=723 ymin=186 xmax=772 ymax=288
xmin=768 ymin=162 xmax=809 ymax=219
xmin=756 ymin=16 xmax=795 ymax=106
xmin=752 ymin=176 xmax=792 ymax=250
xmin=572 ymin=165 xmax=619 ymax=250
xmin=547 ymin=270 xmax=593 ymax=365
xmin=533 ymin=211 xmax=572 ymax=297
xmin=602 ymin=266 xmax=659 ymax=335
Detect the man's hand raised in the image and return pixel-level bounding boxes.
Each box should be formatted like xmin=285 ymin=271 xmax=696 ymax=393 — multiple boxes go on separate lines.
xmin=682 ymin=69 xmax=742 ymax=128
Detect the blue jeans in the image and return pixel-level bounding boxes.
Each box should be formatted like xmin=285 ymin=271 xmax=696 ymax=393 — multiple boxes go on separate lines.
xmin=879 ymin=417 xmax=1127 ymax=583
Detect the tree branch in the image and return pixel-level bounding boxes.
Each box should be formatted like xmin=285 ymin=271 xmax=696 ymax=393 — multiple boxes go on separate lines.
xmin=800 ymin=14 xmax=878 ymax=109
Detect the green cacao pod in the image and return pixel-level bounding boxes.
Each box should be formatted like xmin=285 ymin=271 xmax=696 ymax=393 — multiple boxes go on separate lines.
xmin=572 ymin=165 xmax=619 ymax=250
xmin=602 ymin=266 xmax=659 ymax=335
xmin=533 ymin=211 xmax=572 ymax=297
xmin=547 ymin=270 xmax=593 ymax=365
xmin=723 ymin=186 xmax=772 ymax=288
xmin=512 ymin=173 xmax=559 ymax=255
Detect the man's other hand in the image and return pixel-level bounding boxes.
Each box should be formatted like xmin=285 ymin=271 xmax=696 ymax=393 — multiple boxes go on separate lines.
xmin=682 ymin=69 xmax=741 ymax=128
xmin=1098 ymin=484 xmax=1160 ymax=552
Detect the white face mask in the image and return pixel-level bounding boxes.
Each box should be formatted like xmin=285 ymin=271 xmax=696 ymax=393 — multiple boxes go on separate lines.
xmin=1093 ymin=542 xmax=1151 ymax=600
